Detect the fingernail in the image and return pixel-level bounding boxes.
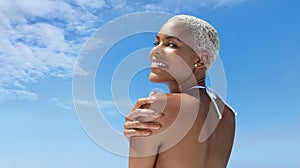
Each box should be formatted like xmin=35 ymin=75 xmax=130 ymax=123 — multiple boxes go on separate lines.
xmin=154 ymin=123 xmax=162 ymax=129
xmin=144 ymin=130 xmax=152 ymax=135
xmin=149 ymin=91 xmax=156 ymax=97
xmin=149 ymin=96 xmax=156 ymax=103
xmin=154 ymin=111 xmax=160 ymax=116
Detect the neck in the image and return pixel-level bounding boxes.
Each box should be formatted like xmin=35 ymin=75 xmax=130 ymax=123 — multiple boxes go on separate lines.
xmin=166 ymin=78 xmax=206 ymax=93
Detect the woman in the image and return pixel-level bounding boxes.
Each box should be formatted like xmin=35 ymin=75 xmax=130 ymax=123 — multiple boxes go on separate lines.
xmin=124 ymin=15 xmax=236 ymax=168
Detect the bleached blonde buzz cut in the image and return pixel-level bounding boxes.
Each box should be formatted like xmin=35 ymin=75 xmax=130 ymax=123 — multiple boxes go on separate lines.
xmin=168 ymin=15 xmax=220 ymax=69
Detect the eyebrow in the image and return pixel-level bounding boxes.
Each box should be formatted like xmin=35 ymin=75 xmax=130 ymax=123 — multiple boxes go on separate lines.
xmin=155 ymin=35 xmax=183 ymax=42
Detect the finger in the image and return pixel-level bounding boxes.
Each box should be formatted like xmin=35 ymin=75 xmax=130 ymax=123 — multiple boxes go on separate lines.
xmin=124 ymin=120 xmax=162 ymax=130
xmin=124 ymin=129 xmax=152 ymax=138
xmin=133 ymin=97 xmax=156 ymax=109
xmin=148 ymin=91 xmax=158 ymax=103
xmin=126 ymin=108 xmax=162 ymax=121
xmin=148 ymin=90 xmax=156 ymax=97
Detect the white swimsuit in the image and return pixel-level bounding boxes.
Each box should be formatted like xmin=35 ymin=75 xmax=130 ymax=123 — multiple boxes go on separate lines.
xmin=188 ymin=85 xmax=237 ymax=119
xmin=188 ymin=86 xmax=237 ymax=142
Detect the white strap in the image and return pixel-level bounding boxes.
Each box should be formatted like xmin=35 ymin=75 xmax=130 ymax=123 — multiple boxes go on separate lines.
xmin=188 ymin=86 xmax=222 ymax=119
xmin=188 ymin=86 xmax=237 ymax=142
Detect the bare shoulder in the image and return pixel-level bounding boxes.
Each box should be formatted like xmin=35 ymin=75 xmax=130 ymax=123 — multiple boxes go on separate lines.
xmin=150 ymin=93 xmax=201 ymax=127
xmin=149 ymin=93 xmax=202 ymax=150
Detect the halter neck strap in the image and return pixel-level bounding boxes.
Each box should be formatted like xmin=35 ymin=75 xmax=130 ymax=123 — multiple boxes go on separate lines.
xmin=188 ymin=86 xmax=222 ymax=119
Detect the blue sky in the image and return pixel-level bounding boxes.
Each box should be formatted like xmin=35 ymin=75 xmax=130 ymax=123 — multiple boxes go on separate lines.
xmin=1 ymin=0 xmax=300 ymax=167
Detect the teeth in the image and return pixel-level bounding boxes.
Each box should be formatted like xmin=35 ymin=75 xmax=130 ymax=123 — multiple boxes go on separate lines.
xmin=152 ymin=61 xmax=168 ymax=68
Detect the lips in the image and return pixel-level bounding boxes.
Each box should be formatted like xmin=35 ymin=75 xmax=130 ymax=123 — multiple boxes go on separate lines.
xmin=151 ymin=61 xmax=168 ymax=68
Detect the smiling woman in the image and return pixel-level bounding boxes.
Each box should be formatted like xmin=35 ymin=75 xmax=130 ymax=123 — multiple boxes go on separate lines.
xmin=124 ymin=14 xmax=236 ymax=168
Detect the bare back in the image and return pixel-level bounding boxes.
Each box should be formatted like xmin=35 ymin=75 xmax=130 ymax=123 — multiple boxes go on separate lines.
xmin=129 ymin=90 xmax=235 ymax=168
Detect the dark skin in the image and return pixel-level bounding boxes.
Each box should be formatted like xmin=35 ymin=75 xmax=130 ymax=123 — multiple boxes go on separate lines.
xmin=124 ymin=19 xmax=235 ymax=168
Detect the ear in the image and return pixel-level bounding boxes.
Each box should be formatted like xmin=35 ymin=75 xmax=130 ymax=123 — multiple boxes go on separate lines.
xmin=194 ymin=51 xmax=209 ymax=67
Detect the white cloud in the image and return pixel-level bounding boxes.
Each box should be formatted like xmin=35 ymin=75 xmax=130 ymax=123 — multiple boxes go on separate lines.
xmin=0 ymin=88 xmax=38 ymax=103
xmin=0 ymin=0 xmax=247 ymax=103
xmin=15 ymin=0 xmax=56 ymax=17
xmin=74 ymin=99 xmax=130 ymax=117
xmin=74 ymin=99 xmax=98 ymax=106
xmin=73 ymin=63 xmax=90 ymax=76
xmin=0 ymin=0 xmax=106 ymax=102
xmin=100 ymin=0 xmax=248 ymax=14
xmin=76 ymin=0 xmax=107 ymax=9
xmin=48 ymin=97 xmax=72 ymax=110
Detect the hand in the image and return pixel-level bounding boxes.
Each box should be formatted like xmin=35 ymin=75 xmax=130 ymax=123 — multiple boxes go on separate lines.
xmin=124 ymin=92 xmax=163 ymax=138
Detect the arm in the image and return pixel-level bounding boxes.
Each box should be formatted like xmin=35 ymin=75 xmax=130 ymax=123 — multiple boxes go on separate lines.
xmin=124 ymin=91 xmax=163 ymax=138
xmin=129 ymin=136 xmax=160 ymax=168
xmin=127 ymin=92 xmax=166 ymax=168
xmin=126 ymin=93 xmax=197 ymax=167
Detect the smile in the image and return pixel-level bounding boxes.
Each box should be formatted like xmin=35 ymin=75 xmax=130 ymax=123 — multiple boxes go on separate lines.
xmin=151 ymin=61 xmax=168 ymax=68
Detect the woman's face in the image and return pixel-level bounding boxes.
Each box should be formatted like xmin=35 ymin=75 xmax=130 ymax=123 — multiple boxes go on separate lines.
xmin=149 ymin=20 xmax=199 ymax=84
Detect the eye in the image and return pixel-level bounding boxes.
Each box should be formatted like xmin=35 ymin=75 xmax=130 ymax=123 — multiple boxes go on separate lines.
xmin=153 ymin=41 xmax=160 ymax=46
xmin=168 ymin=42 xmax=177 ymax=48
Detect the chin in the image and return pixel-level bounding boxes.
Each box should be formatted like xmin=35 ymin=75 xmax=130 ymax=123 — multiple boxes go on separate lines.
xmin=149 ymin=73 xmax=163 ymax=83
xmin=149 ymin=76 xmax=160 ymax=83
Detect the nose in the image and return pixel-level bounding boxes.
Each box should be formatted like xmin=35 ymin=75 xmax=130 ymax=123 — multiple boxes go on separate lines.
xmin=151 ymin=42 xmax=164 ymax=57
xmin=150 ymin=48 xmax=163 ymax=61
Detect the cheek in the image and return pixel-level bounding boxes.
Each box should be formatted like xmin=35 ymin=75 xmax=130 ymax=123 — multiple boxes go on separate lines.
xmin=168 ymin=52 xmax=194 ymax=72
xmin=167 ymin=51 xmax=195 ymax=78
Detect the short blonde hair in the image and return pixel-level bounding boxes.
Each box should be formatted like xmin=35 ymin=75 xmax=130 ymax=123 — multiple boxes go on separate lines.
xmin=168 ymin=15 xmax=220 ymax=68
